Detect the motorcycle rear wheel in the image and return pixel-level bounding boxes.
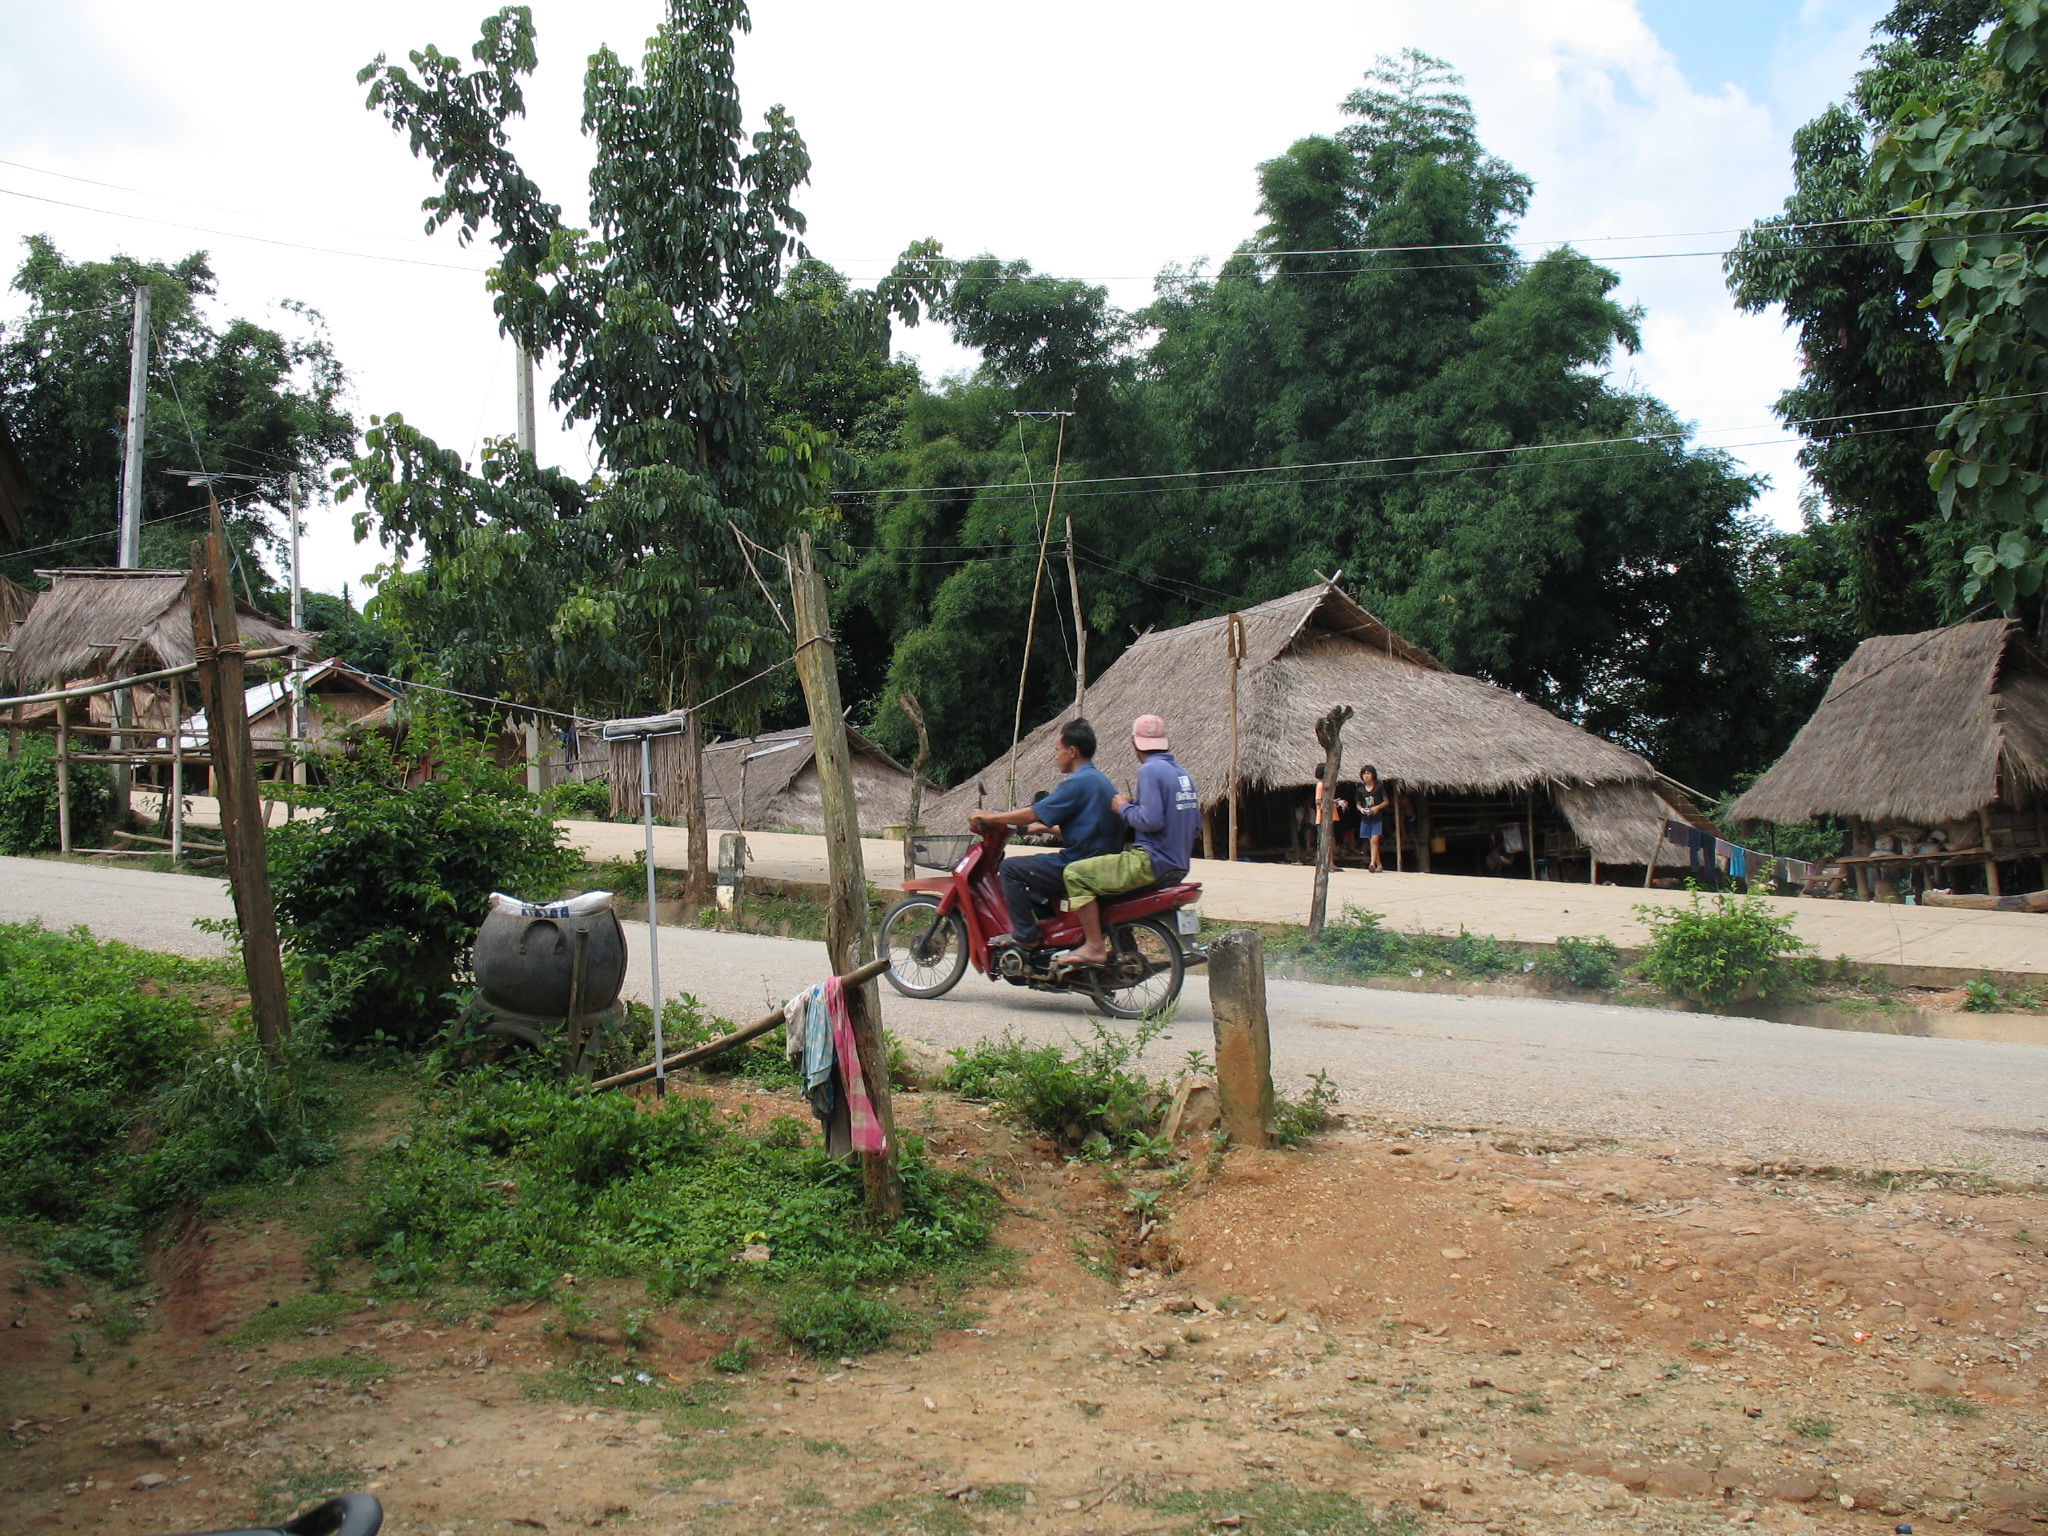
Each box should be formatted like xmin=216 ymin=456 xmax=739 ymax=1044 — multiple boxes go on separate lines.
xmin=879 ymin=895 xmax=970 ymax=999
xmin=1089 ymin=915 xmax=1185 ymax=1020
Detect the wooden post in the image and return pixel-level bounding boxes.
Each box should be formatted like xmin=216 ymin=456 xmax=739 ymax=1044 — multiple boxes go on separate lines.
xmin=1525 ymin=792 xmax=1537 ymax=881
xmin=1392 ymin=781 xmax=1405 ymax=873
xmin=1207 ymin=930 xmax=1274 ymax=1149
xmin=55 ymin=697 xmax=71 ymax=854
xmin=1980 ymin=808 xmax=2002 ymax=897
xmin=1308 ymin=705 xmax=1352 ymax=936
xmin=1226 ymin=613 xmax=1245 ymax=862
xmin=1201 ymin=804 xmax=1215 ymax=863
xmin=898 ymin=692 xmax=930 ymax=884
xmin=1418 ymin=793 xmax=1433 ymax=874
xmin=191 ymin=509 xmax=292 ymax=1061
xmin=169 ymin=683 xmax=184 ymax=861
xmin=788 ymin=532 xmax=901 ymax=1222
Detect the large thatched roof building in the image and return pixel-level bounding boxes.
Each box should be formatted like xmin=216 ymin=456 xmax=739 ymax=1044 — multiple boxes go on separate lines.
xmin=1729 ymin=618 xmax=2048 ymax=894
xmin=609 ymin=725 xmax=920 ymax=836
xmin=1 ymin=568 xmax=313 ymax=692
xmin=929 ymin=583 xmax=1701 ymax=876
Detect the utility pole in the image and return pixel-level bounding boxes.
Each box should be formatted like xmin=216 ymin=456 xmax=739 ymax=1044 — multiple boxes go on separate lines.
xmin=111 ymin=286 xmax=152 ymax=818
xmin=514 ymin=343 xmax=538 ymax=456
xmin=120 ymin=286 xmax=150 ymax=566
xmin=287 ymin=473 xmax=307 ymax=798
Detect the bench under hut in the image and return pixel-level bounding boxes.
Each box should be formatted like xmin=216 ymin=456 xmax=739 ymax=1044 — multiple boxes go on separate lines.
xmin=927 ymin=582 xmax=1704 ymax=880
xmin=1729 ymin=618 xmax=2048 ymax=900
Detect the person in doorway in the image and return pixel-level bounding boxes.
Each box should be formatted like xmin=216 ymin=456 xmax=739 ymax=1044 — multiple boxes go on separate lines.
xmin=969 ymin=718 xmax=1121 ymax=949
xmin=1054 ymin=715 xmax=1201 ymax=968
xmin=1355 ymin=765 xmax=1391 ymax=872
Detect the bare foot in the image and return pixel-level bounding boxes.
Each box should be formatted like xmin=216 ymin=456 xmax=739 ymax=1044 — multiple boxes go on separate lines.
xmin=1052 ymin=948 xmax=1108 ymax=969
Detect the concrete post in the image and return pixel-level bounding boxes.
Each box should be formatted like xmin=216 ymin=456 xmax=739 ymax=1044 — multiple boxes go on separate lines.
xmin=1207 ymin=929 xmax=1274 ymax=1149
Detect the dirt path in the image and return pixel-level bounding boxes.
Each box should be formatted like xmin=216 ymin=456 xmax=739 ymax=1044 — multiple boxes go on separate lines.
xmin=6 ymin=1089 xmax=2047 ymax=1536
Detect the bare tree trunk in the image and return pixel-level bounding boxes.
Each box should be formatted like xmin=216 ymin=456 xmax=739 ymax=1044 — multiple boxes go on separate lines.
xmin=899 ymin=691 xmax=930 ymax=883
xmin=681 ymin=703 xmax=711 ymax=905
xmin=1309 ymin=705 xmax=1353 ymax=937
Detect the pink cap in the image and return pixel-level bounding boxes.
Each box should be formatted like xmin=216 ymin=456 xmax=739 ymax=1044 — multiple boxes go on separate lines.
xmin=1132 ymin=714 xmax=1170 ymax=751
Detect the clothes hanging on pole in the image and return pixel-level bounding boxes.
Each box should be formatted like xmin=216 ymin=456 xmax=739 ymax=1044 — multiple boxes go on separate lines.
xmin=783 ymin=983 xmax=837 ymax=1120
xmin=824 ymin=976 xmax=886 ymax=1153
xmin=1729 ymin=845 xmax=1748 ymax=880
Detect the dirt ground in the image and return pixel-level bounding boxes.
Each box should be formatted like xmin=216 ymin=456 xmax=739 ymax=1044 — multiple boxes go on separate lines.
xmin=5 ymin=1083 xmax=2047 ymax=1536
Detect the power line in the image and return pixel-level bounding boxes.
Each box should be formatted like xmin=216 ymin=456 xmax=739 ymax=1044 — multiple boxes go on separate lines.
xmin=832 ymin=390 xmax=2048 ymax=503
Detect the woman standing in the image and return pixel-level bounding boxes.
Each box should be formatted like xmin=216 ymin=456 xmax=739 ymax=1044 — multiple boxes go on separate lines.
xmin=1355 ymin=765 xmax=1391 ymax=873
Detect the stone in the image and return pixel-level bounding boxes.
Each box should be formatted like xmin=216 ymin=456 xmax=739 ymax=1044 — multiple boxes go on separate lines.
xmin=1978 ymin=1484 xmax=2048 ymax=1515
xmin=1609 ymin=1466 xmax=1653 ymax=1493
xmin=132 ymin=1474 xmax=169 ymax=1491
xmin=1162 ymin=1075 xmax=1222 ymax=1143
xmin=1763 ymin=1478 xmax=1824 ymax=1504
xmin=1905 ymin=1363 xmax=1967 ymax=1395
xmin=1418 ymin=1494 xmax=1448 ymax=1511
xmin=1508 ymin=1442 xmax=1572 ymax=1472
xmin=1646 ymin=1465 xmax=1719 ymax=1499
xmin=1978 ymin=1517 xmax=2036 ymax=1536
xmin=889 ymin=1040 xmax=951 ymax=1089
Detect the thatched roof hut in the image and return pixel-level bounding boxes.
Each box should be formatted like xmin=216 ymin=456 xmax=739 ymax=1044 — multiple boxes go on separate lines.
xmin=1728 ymin=620 xmax=2048 ymax=893
xmin=0 ymin=574 xmax=34 ymax=630
xmin=609 ymin=725 xmax=920 ymax=836
xmin=929 ymin=582 xmax=1700 ymax=872
xmin=1 ymin=568 xmax=314 ymax=691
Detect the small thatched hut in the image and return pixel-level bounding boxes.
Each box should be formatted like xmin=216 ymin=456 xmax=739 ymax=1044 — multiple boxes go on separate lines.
xmin=928 ymin=583 xmax=1702 ymax=878
xmin=1 ymin=568 xmax=313 ymax=692
xmin=609 ymin=725 xmax=919 ymax=836
xmin=1729 ymin=618 xmax=2048 ymax=897
xmin=0 ymin=574 xmax=34 ymax=630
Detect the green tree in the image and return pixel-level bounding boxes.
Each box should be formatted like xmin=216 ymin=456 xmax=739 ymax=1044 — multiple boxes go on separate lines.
xmin=1878 ymin=0 xmax=2048 ymax=627
xmin=1725 ymin=0 xmax=2001 ymax=633
xmin=0 ymin=236 xmax=353 ymax=585
xmin=342 ymin=1 xmax=939 ymax=896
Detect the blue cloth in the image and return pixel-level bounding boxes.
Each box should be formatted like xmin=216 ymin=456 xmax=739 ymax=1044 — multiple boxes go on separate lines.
xmin=1121 ymin=752 xmax=1201 ymax=877
xmin=800 ymin=984 xmax=835 ymax=1118
xmin=1729 ymin=845 xmax=1748 ymax=880
xmin=1031 ymin=762 xmax=1122 ymax=868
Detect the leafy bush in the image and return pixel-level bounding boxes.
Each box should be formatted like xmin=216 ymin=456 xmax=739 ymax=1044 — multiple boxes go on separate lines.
xmin=0 ymin=738 xmax=113 ymax=854
xmin=1273 ymin=1069 xmax=1340 ymax=1146
xmin=542 ymin=778 xmax=613 ymax=820
xmin=342 ymin=1075 xmax=994 ymax=1317
xmin=0 ymin=922 xmax=328 ymax=1279
xmin=1964 ymin=975 xmax=2004 ymax=1013
xmin=269 ymin=711 xmax=582 ymax=1050
xmin=775 ymin=1285 xmax=922 ymax=1357
xmin=1633 ymin=885 xmax=1812 ymax=1009
xmin=1534 ymin=935 xmax=1622 ymax=991
xmin=939 ymin=1020 xmax=1168 ymax=1153
xmin=1284 ymin=907 xmax=1534 ymax=982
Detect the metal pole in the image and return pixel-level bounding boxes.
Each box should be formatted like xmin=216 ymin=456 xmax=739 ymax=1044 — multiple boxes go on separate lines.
xmin=640 ymin=735 xmax=665 ymax=1099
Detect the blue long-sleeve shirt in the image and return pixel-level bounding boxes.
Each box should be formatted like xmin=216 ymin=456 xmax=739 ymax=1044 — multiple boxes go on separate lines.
xmin=1121 ymin=751 xmax=1201 ymax=877
xmin=1030 ymin=762 xmax=1122 ymax=868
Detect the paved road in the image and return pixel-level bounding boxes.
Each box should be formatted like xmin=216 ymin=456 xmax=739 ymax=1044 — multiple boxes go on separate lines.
xmin=9 ymin=856 xmax=2047 ymax=1182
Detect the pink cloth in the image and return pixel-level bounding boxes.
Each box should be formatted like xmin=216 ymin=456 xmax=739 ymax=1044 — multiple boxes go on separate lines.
xmin=824 ymin=976 xmax=887 ymax=1153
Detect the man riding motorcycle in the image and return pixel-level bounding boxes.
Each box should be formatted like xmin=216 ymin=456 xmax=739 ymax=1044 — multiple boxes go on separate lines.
xmin=1055 ymin=714 xmax=1201 ymax=968
xmin=968 ymin=717 xmax=1121 ymax=951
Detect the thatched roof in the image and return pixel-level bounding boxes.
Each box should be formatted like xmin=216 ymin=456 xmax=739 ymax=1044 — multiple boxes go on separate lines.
xmin=929 ymin=583 xmax=1695 ymax=862
xmin=1729 ymin=618 xmax=2048 ymax=827
xmin=2 ymin=568 xmax=315 ymax=690
xmin=0 ymin=574 xmax=33 ymax=629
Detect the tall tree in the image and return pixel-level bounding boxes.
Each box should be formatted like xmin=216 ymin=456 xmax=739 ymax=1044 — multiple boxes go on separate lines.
xmin=0 ymin=236 xmax=352 ymax=585
xmin=1725 ymin=0 xmax=2001 ymax=634
xmin=343 ymin=1 xmax=938 ymax=895
xmin=1878 ymin=0 xmax=2048 ymax=629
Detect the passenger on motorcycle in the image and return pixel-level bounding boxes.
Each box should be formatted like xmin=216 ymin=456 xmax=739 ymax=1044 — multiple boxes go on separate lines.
xmin=1054 ymin=714 xmax=1201 ymax=968
xmin=968 ymin=717 xmax=1121 ymax=950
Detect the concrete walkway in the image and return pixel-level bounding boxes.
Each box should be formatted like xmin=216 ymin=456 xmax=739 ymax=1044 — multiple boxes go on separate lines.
xmin=139 ymin=792 xmax=2048 ymax=982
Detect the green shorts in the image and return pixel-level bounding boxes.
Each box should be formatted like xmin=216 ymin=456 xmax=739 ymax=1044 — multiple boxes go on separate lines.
xmin=1063 ymin=848 xmax=1156 ymax=910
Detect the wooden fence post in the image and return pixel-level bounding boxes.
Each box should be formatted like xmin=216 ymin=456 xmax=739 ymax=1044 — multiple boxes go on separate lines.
xmin=1309 ymin=705 xmax=1352 ymax=936
xmin=789 ymin=532 xmax=901 ymax=1222
xmin=55 ymin=697 xmax=71 ymax=854
xmin=1208 ymin=929 xmax=1274 ymax=1148
xmin=191 ymin=509 xmax=292 ymax=1061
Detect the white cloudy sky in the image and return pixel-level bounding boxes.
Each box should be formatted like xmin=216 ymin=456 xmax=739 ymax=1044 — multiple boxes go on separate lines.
xmin=0 ymin=0 xmax=1888 ymax=598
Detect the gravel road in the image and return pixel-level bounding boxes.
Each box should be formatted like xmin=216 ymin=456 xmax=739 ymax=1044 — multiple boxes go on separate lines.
xmin=10 ymin=855 xmax=2047 ymax=1182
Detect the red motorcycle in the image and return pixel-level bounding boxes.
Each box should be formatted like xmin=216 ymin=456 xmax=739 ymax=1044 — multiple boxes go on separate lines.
xmin=879 ymin=825 xmax=1202 ymax=1018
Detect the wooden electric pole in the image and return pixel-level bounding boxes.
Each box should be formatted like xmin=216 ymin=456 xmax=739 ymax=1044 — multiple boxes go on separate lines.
xmin=788 ymin=532 xmax=901 ymax=1221
xmin=190 ymin=504 xmax=292 ymax=1060
xmin=898 ymin=691 xmax=930 ymax=884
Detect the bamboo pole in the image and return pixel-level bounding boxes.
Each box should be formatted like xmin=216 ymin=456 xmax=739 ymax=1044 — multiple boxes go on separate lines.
xmin=1226 ymin=613 xmax=1245 ymax=863
xmin=1393 ymin=781 xmax=1405 ymax=873
xmin=588 ymin=956 xmax=892 ymax=1092
xmin=169 ymin=684 xmax=184 ymax=861
xmin=0 ymin=647 xmax=294 ymax=711
xmin=1980 ymin=808 xmax=2002 ymax=897
xmin=55 ymin=698 xmax=71 ymax=855
xmin=1525 ymin=793 xmax=1537 ymax=881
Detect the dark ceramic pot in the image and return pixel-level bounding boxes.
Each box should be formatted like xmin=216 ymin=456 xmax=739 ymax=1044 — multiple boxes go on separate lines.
xmin=472 ymin=904 xmax=627 ymax=1018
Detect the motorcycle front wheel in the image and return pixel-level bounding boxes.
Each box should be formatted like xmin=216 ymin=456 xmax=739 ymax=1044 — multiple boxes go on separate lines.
xmin=879 ymin=895 xmax=970 ymax=999
xmin=1090 ymin=915 xmax=1186 ymax=1020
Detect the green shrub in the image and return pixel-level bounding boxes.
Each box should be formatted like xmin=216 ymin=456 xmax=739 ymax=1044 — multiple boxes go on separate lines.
xmin=542 ymin=778 xmax=613 ymax=820
xmin=1288 ymin=907 xmax=1408 ymax=975
xmin=1273 ymin=1069 xmax=1340 ymax=1146
xmin=776 ymin=1285 xmax=922 ymax=1357
xmin=269 ymin=710 xmax=582 ymax=1050
xmin=1633 ymin=885 xmax=1812 ymax=1009
xmin=342 ymin=1074 xmax=994 ymax=1314
xmin=0 ymin=738 xmax=113 ymax=854
xmin=0 ymin=922 xmax=328 ymax=1279
xmin=1964 ymin=975 xmax=2004 ymax=1013
xmin=1534 ymin=935 xmax=1621 ymax=991
xmin=939 ymin=1020 xmax=1168 ymax=1152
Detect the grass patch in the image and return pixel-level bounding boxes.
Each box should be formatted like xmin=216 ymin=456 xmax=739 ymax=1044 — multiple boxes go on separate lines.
xmin=1153 ymin=1483 xmax=1420 ymax=1535
xmin=851 ymin=1493 xmax=978 ymax=1536
xmin=940 ymin=1019 xmax=1168 ymax=1155
xmin=341 ymin=1074 xmax=994 ymax=1353
xmin=1274 ymin=907 xmax=1570 ymax=987
xmin=232 ymin=1292 xmax=360 ymax=1344
xmin=254 ymin=1453 xmax=370 ymax=1524
xmin=1788 ymin=1414 xmax=1836 ymax=1440
xmin=525 ymin=1360 xmax=734 ymax=1428
xmin=1891 ymin=1392 xmax=1983 ymax=1418
xmin=275 ymin=1353 xmax=392 ymax=1386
